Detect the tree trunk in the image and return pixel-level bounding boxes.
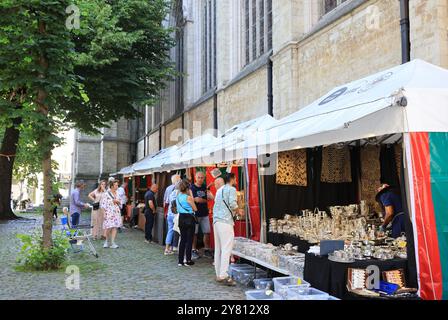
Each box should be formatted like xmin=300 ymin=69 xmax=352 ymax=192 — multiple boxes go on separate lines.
xmin=41 ymin=149 xmax=53 ymax=248
xmin=36 ymin=18 xmax=54 ymax=249
xmin=0 ymin=117 xmax=22 ymax=220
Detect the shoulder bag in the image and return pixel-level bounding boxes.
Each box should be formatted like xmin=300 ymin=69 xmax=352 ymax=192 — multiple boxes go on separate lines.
xmin=222 ymin=187 xmax=238 ymax=222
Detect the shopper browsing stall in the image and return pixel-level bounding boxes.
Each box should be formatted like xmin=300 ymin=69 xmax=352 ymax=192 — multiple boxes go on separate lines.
xmin=191 ymin=171 xmax=214 ymax=258
xmin=176 ymin=179 xmax=198 ymax=266
xmin=164 ymin=174 xmax=181 ymax=255
xmin=213 ymin=174 xmax=242 ymax=286
xmin=375 ymin=184 xmax=405 ymax=238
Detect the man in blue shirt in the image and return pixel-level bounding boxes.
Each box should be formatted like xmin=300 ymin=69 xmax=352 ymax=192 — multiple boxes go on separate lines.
xmin=69 ymin=180 xmax=90 ymax=227
xmin=144 ymin=184 xmax=158 ymax=243
xmin=376 ymin=184 xmax=405 ymax=238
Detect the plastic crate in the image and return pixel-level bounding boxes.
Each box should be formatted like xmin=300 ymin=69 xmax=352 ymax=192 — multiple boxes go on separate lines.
xmin=245 ymin=290 xmax=282 ymax=300
xmin=253 ymin=278 xmax=274 ymax=290
xmin=286 ymin=287 xmax=329 ymax=300
xmin=273 ymin=276 xmax=310 ymax=299
xmin=238 ymin=269 xmax=268 ymax=286
xmin=228 ymin=263 xmax=252 ymax=278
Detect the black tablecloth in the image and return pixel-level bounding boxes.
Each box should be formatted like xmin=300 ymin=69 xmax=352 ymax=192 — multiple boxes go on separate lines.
xmin=304 ymin=252 xmax=409 ymax=299
xmin=267 ymin=232 xmax=313 ymax=253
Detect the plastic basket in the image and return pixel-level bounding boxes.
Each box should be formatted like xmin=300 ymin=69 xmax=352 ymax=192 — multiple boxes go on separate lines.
xmin=286 ymin=287 xmax=329 ymax=300
xmin=253 ymin=278 xmax=274 ymax=290
xmin=228 ymin=264 xmax=253 ymax=279
xmin=238 ymin=269 xmax=268 ymax=286
xmin=245 ymin=290 xmax=282 ymax=300
xmin=273 ymin=276 xmax=310 ymax=298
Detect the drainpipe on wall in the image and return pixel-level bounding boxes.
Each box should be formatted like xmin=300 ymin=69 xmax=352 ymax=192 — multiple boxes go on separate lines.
xmin=267 ymin=58 xmax=273 ymax=116
xmin=158 ymin=126 xmax=162 ymax=151
xmin=399 ymin=0 xmax=411 ymax=64
xmin=213 ymin=92 xmax=218 ymax=135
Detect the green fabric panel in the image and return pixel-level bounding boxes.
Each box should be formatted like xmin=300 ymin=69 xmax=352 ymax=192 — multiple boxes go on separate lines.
xmin=128 ymin=177 xmax=133 ymax=195
xmin=140 ymin=176 xmax=147 ymax=188
xmin=238 ymin=166 xmax=244 ymax=190
xmin=429 ymin=132 xmax=448 ymax=299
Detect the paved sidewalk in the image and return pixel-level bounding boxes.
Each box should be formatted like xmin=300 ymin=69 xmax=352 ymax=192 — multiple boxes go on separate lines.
xmin=0 ymin=213 xmax=245 ymax=300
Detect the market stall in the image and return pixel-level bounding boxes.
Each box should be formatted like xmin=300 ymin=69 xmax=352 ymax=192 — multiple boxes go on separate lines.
xmin=238 ymin=59 xmax=448 ymax=300
xmin=116 ymin=59 xmax=448 ymax=300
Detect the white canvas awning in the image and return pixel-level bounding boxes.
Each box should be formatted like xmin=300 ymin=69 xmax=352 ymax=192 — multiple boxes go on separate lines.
xmin=188 ymin=114 xmax=278 ymax=163
xmin=232 ymin=59 xmax=448 ymax=155
xmin=117 ymin=165 xmax=135 ymax=176
xmin=164 ymin=133 xmax=219 ymax=170
xmin=132 ymin=146 xmax=179 ymax=174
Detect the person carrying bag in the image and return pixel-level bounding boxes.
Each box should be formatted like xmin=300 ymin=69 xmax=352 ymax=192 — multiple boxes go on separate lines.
xmin=213 ymin=174 xmax=240 ymax=286
xmin=175 ymin=180 xmax=198 ymax=266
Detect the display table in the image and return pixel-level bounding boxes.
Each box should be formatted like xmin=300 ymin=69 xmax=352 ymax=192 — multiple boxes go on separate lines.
xmin=303 ymin=252 xmax=408 ymax=299
xmin=267 ymin=232 xmax=314 ymax=254
xmin=231 ymin=250 xmax=292 ymax=276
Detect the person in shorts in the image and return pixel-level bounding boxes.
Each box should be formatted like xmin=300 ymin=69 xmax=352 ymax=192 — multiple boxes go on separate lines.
xmin=191 ymin=171 xmax=214 ymax=258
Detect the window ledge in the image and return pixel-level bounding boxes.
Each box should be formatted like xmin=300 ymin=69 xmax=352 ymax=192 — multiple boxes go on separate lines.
xmin=300 ymin=0 xmax=369 ymax=43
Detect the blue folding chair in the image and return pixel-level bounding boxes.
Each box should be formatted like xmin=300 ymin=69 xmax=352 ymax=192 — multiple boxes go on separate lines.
xmin=61 ymin=214 xmax=98 ymax=258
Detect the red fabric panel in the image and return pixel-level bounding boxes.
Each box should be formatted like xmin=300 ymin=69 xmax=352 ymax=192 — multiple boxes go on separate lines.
xmin=234 ymin=221 xmax=247 ymax=237
xmin=247 ymin=163 xmax=261 ymax=241
xmin=410 ymin=132 xmax=443 ymax=300
xmin=124 ymin=177 xmax=129 ymax=195
xmin=205 ymin=167 xmax=216 ymax=249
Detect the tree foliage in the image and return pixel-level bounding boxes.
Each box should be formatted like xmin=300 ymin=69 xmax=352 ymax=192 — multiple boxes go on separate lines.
xmin=0 ymin=0 xmax=175 ymax=243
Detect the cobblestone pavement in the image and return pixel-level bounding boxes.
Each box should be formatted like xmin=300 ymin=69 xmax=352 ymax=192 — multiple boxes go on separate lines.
xmin=0 ymin=213 xmax=246 ymax=300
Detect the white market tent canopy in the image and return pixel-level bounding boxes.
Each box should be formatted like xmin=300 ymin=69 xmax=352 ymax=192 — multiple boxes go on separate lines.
xmin=233 ymin=59 xmax=448 ymax=155
xmin=192 ymin=114 xmax=278 ymax=163
xmin=162 ymin=133 xmax=219 ymax=170
xmin=132 ymin=145 xmax=179 ymax=175
xmin=118 ymin=59 xmax=448 ymax=175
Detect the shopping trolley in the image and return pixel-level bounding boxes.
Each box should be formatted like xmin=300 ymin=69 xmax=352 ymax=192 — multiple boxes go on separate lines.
xmin=60 ymin=215 xmax=99 ymax=258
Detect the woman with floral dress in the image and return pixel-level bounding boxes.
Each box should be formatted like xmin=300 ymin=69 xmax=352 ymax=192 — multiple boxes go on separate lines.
xmin=88 ymin=180 xmax=106 ymax=240
xmin=101 ymin=179 xmax=122 ymax=249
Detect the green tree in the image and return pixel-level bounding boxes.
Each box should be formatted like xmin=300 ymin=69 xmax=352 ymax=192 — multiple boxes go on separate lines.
xmin=0 ymin=0 xmax=174 ymax=248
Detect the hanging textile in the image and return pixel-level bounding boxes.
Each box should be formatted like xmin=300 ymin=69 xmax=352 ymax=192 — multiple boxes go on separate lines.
xmin=276 ymin=149 xmax=307 ymax=186
xmin=360 ymin=145 xmax=382 ymax=212
xmin=320 ymin=146 xmax=352 ymax=183
xmin=247 ymin=161 xmax=261 ymax=241
xmin=395 ymin=144 xmax=403 ymax=184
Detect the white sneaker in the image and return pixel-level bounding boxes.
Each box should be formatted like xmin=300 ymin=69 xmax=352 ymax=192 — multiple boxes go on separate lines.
xmin=110 ymin=243 xmax=119 ymax=249
xmin=103 ymin=242 xmax=109 ymax=248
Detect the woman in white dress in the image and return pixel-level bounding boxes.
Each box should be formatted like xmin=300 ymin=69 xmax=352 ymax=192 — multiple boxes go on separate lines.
xmin=88 ymin=180 xmax=106 ymax=240
xmin=101 ymin=179 xmax=122 ymax=249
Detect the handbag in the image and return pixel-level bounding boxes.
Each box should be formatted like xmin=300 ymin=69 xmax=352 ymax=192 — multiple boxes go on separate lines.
xmin=92 ymin=202 xmax=100 ymax=210
xmin=173 ymin=213 xmax=180 ymax=233
xmin=170 ymin=190 xmax=178 ymax=214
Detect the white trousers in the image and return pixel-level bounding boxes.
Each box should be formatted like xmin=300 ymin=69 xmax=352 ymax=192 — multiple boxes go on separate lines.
xmin=214 ymin=222 xmax=234 ymax=279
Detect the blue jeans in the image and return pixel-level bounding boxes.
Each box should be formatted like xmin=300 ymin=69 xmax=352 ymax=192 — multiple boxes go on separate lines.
xmin=71 ymin=212 xmax=80 ymax=227
xmin=165 ymin=214 xmax=177 ymax=247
